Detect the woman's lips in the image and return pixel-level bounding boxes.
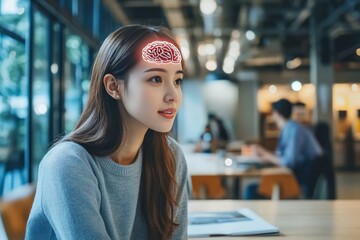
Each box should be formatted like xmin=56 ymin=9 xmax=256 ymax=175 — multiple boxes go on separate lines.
xmin=158 ymin=108 xmax=176 ymax=119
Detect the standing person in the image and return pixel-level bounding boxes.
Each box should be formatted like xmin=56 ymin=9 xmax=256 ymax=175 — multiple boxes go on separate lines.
xmin=26 ymin=25 xmax=188 ymax=240
xmin=247 ymin=98 xmax=323 ymax=198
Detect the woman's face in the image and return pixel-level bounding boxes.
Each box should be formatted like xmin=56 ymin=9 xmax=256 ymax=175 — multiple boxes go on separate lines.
xmin=119 ymin=41 xmax=183 ymax=133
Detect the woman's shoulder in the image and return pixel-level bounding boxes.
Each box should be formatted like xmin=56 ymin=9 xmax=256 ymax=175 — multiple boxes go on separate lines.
xmin=166 ymin=137 xmax=187 ymax=166
xmin=166 ymin=136 xmax=182 ymax=154
xmin=40 ymin=141 xmax=94 ymax=171
xmin=47 ymin=141 xmax=90 ymax=158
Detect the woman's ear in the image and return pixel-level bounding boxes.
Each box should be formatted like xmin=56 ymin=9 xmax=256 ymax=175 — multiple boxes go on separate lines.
xmin=103 ymin=74 xmax=122 ymax=99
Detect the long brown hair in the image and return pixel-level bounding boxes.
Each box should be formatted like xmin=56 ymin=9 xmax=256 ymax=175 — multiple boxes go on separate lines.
xmin=63 ymin=25 xmax=184 ymax=239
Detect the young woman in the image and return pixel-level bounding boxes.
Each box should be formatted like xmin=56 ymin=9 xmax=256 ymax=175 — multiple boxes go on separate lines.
xmin=26 ymin=25 xmax=188 ymax=240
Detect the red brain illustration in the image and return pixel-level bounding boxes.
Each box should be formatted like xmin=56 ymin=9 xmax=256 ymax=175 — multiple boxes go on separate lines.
xmin=142 ymin=41 xmax=181 ymax=64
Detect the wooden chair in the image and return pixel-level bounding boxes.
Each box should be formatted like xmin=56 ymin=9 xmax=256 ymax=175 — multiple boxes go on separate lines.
xmin=0 ymin=184 xmax=36 ymax=240
xmin=191 ymin=175 xmax=226 ymax=199
xmin=257 ymin=168 xmax=301 ymax=200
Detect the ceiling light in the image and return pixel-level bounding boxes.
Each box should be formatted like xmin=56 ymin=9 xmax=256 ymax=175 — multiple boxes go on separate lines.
xmin=205 ymin=43 xmax=216 ymax=55
xmin=291 ymin=81 xmax=302 ymax=91
xmin=200 ymin=0 xmax=217 ymax=15
xmin=224 ymin=158 xmax=233 ymax=167
xmin=34 ymin=103 xmax=48 ymax=116
xmin=356 ymin=48 xmax=360 ymax=57
xmin=51 ymin=63 xmax=59 ymax=74
xmin=223 ymin=64 xmax=234 ymax=74
xmin=245 ymin=30 xmax=255 ymax=41
xmin=268 ymin=85 xmax=277 ymax=94
xmin=205 ymin=59 xmax=217 ymax=71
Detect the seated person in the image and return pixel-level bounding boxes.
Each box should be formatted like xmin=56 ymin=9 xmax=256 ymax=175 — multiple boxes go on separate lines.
xmin=245 ymin=98 xmax=323 ymax=199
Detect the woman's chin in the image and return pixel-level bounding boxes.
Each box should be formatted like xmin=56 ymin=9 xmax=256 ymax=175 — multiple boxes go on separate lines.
xmin=151 ymin=125 xmax=173 ymax=133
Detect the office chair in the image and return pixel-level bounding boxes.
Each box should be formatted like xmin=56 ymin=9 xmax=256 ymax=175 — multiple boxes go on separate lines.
xmin=258 ymin=168 xmax=301 ymax=200
xmin=191 ymin=175 xmax=226 ymax=199
xmin=0 ymin=184 xmax=36 ymax=240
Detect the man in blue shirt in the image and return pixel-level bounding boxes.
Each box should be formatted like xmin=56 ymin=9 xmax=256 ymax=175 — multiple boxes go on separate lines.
xmin=249 ymin=98 xmax=323 ymax=198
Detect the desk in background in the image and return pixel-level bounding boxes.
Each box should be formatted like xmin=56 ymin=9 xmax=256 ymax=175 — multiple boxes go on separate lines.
xmin=184 ymin=151 xmax=287 ymax=198
xmin=184 ymin=152 xmax=275 ymax=177
xmin=189 ymin=200 xmax=360 ymax=239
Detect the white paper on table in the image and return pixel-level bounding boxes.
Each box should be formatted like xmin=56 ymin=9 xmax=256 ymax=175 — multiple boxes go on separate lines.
xmin=188 ymin=208 xmax=279 ymax=238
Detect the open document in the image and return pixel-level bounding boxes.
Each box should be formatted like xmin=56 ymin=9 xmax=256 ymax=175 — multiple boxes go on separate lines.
xmin=188 ymin=208 xmax=279 ymax=238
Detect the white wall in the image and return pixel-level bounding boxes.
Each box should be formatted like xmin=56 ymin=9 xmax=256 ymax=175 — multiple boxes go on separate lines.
xmin=202 ymin=80 xmax=238 ymax=140
xmin=177 ymin=80 xmax=208 ymax=143
xmin=177 ymin=79 xmax=259 ymax=143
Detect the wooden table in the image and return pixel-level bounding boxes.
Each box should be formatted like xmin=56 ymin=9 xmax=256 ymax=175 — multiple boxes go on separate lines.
xmin=189 ymin=200 xmax=360 ymax=239
xmin=185 ymin=152 xmax=278 ymax=177
xmin=185 ymin=152 xmax=288 ymax=198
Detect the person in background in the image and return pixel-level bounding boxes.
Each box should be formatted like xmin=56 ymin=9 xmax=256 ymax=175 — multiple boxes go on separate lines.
xmin=292 ymin=101 xmax=310 ymax=126
xmin=26 ymin=25 xmax=188 ymax=240
xmin=208 ymin=113 xmax=229 ymax=150
xmin=195 ymin=114 xmax=230 ymax=153
xmin=199 ymin=124 xmax=215 ymax=153
xmin=246 ymin=98 xmax=323 ymax=198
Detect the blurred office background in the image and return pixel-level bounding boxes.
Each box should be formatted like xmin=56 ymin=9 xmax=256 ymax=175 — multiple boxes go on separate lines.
xmin=0 ymin=0 xmax=359 ymax=198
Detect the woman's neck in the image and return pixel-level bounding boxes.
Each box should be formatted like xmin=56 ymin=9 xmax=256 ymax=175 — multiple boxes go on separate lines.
xmin=110 ymin=126 xmax=147 ymax=165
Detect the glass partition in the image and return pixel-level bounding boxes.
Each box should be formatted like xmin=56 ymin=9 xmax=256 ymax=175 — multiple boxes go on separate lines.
xmin=0 ymin=0 xmax=28 ymax=38
xmin=64 ymin=29 xmax=90 ymax=132
xmin=32 ymin=10 xmax=50 ymax=180
xmin=0 ymin=33 xmax=27 ymax=192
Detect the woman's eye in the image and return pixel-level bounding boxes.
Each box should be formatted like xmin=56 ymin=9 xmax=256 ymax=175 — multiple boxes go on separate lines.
xmin=175 ymin=78 xmax=183 ymax=85
xmin=149 ymin=76 xmax=162 ymax=83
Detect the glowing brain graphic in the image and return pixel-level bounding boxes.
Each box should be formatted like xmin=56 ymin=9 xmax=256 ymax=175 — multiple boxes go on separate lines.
xmin=142 ymin=41 xmax=182 ymax=64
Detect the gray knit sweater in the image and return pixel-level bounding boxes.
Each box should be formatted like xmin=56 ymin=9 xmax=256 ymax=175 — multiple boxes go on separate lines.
xmin=25 ymin=138 xmax=188 ymax=239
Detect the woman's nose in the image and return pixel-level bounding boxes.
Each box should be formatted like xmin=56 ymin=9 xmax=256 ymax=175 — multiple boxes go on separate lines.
xmin=164 ymin=84 xmax=180 ymax=103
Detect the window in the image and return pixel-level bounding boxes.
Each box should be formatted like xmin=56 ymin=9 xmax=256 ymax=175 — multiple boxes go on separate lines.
xmin=0 ymin=33 xmax=27 ymax=192
xmin=0 ymin=0 xmax=28 ymax=38
xmin=64 ymin=29 xmax=90 ymax=132
xmin=32 ymin=10 xmax=50 ymax=179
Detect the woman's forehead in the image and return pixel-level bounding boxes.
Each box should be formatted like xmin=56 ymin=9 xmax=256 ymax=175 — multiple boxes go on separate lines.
xmin=141 ymin=40 xmax=182 ymax=64
xmin=130 ymin=39 xmax=183 ymax=71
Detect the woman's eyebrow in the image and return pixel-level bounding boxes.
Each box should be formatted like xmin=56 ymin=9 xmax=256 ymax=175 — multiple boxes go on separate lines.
xmin=144 ymin=68 xmax=167 ymax=73
xmin=143 ymin=68 xmax=184 ymax=75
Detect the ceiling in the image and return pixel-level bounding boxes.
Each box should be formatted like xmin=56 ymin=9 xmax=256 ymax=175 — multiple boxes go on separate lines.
xmin=104 ymin=0 xmax=360 ymax=80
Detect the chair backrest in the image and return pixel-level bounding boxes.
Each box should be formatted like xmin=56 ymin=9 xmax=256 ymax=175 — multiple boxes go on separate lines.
xmin=312 ymin=174 xmax=328 ymax=199
xmin=191 ymin=175 xmax=225 ymax=199
xmin=306 ymin=154 xmax=336 ymax=199
xmin=258 ymin=168 xmax=301 ymax=200
xmin=0 ymin=184 xmax=36 ymax=240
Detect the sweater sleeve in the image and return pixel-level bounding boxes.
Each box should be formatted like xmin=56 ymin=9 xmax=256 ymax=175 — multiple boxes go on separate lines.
xmin=36 ymin=142 xmax=111 ymax=240
xmin=168 ymin=138 xmax=189 ymax=240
